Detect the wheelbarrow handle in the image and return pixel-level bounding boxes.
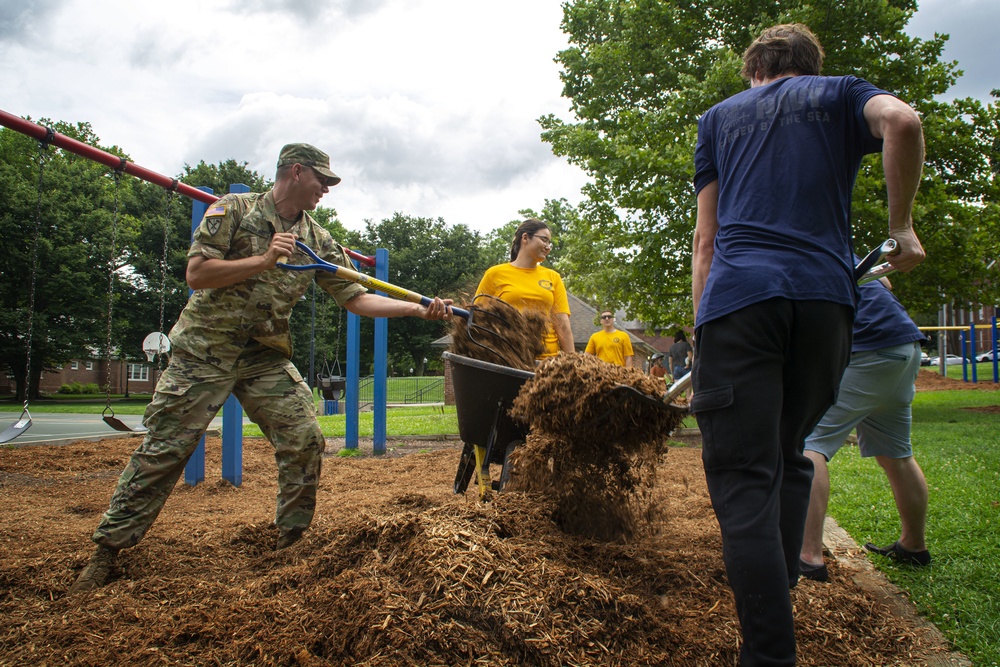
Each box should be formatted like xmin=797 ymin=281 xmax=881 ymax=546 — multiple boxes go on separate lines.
xmin=665 ymin=371 xmax=691 ymax=403
xmin=278 ymin=240 xmax=471 ymax=319
xmin=854 ymin=239 xmax=897 ymax=284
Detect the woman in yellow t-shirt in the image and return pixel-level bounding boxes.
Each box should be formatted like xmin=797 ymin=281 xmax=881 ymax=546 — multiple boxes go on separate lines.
xmin=475 ymin=219 xmax=574 ymax=358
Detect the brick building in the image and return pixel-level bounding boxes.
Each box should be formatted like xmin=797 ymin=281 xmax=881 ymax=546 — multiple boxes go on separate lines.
xmin=1 ymin=356 xmax=159 ymax=396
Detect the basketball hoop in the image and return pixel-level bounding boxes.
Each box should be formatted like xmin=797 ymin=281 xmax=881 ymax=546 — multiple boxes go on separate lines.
xmin=142 ymin=332 xmax=171 ymax=362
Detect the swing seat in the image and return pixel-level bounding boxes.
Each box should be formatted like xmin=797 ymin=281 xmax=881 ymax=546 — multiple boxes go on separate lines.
xmin=102 ymin=406 xmax=148 ymax=433
xmin=317 ymin=374 xmax=346 ymax=400
xmin=0 ymin=411 xmax=32 ymax=445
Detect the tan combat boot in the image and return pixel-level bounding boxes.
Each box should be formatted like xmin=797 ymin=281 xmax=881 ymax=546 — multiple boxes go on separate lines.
xmin=68 ymin=545 xmax=118 ymax=594
xmin=276 ymin=527 xmax=305 ymax=550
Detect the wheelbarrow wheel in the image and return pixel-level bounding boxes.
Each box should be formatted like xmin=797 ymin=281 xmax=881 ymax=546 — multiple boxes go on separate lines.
xmin=453 ymin=441 xmax=476 ymax=494
xmin=496 ymin=440 xmax=523 ymax=492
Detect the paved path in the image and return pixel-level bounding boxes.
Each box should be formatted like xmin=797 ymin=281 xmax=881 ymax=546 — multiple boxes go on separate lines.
xmin=1 ymin=412 xmax=227 ymax=447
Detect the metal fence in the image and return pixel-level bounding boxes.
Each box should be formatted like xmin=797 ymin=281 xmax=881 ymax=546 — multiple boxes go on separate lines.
xmin=357 ymin=376 xmax=445 ymax=407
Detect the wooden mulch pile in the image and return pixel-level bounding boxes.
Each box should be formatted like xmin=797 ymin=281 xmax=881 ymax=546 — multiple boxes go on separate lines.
xmin=0 ymin=436 xmax=959 ymax=666
xmin=450 ymin=299 xmax=687 ymax=543
xmin=0 ymin=352 xmax=976 ymax=664
xmin=915 ymin=367 xmax=999 ymax=391
xmin=449 ymin=295 xmax=548 ymax=370
xmin=507 ymin=353 xmax=685 ymax=542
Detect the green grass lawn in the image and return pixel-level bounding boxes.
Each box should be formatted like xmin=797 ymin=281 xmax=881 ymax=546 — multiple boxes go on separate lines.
xmin=0 ymin=394 xmax=154 ymax=414
xmin=826 ymin=389 xmax=1000 ymax=666
xmin=0 ymin=380 xmax=448 ymax=416
xmin=375 ymin=376 xmax=445 ymax=403
xmin=938 ymin=360 xmax=1000 ymax=383
xmin=243 ymin=404 xmax=458 ymax=438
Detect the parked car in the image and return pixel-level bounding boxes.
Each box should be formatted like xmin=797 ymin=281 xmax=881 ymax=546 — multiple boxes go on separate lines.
xmin=976 ymin=349 xmax=997 ymax=363
xmin=929 ymin=355 xmax=964 ymax=366
xmin=920 ymin=351 xmax=931 ymax=366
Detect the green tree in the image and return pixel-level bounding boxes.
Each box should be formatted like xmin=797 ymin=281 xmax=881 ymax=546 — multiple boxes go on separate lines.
xmin=541 ymin=0 xmax=1000 ymax=327
xmin=351 ymin=214 xmax=491 ymax=375
xmin=181 ymin=159 xmax=271 ymax=195
xmin=118 ymin=182 xmax=192 ymax=375
xmin=482 ymin=199 xmax=577 ymax=269
xmin=288 ymin=207 xmax=353 ymax=384
xmin=1 ymin=121 xmax=146 ymax=400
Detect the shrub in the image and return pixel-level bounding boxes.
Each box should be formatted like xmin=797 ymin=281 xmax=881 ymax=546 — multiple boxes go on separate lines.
xmin=57 ymin=382 xmax=100 ymax=395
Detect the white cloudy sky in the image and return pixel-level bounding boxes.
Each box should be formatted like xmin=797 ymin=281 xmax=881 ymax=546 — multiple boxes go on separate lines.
xmin=2 ymin=0 xmax=996 ymax=234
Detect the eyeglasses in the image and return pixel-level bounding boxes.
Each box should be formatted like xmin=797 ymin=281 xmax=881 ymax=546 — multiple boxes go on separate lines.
xmin=531 ymin=234 xmax=554 ymax=248
xmin=600 ymin=315 xmax=614 ymax=320
xmin=307 ymin=165 xmax=330 ymax=186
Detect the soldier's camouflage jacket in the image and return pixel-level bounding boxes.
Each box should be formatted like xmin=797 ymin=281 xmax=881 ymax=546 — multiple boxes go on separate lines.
xmin=168 ymin=190 xmax=366 ymax=370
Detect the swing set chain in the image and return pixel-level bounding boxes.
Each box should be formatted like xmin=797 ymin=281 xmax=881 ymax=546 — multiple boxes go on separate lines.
xmin=103 ymin=169 xmax=123 ymax=411
xmin=156 ymin=184 xmax=176 ymax=371
xmin=21 ymin=141 xmax=48 ymax=411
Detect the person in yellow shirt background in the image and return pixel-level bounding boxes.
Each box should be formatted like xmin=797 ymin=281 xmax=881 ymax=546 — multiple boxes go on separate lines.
xmin=475 ymin=219 xmax=573 ymax=359
xmin=585 ymin=310 xmax=634 ymax=368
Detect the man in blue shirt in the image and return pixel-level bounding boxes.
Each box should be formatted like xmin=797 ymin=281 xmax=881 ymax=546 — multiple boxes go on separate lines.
xmin=799 ymin=277 xmax=931 ymax=583
xmin=691 ymin=23 xmax=925 ymax=666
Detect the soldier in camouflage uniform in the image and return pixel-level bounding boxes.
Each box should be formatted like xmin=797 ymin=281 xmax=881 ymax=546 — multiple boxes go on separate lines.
xmin=70 ymin=143 xmax=452 ymax=594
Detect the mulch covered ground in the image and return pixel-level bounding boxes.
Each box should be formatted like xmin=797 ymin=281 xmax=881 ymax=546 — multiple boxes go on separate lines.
xmin=0 ymin=420 xmax=970 ymax=665
xmin=914 ymin=367 xmax=998 ymax=391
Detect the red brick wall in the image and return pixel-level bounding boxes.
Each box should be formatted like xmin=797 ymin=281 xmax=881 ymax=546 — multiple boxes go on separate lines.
xmin=2 ymin=359 xmax=159 ymax=395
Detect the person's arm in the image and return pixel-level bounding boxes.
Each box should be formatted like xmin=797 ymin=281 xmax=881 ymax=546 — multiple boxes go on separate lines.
xmin=585 ymin=335 xmax=597 ymax=356
xmin=344 ymin=292 xmax=452 ymax=320
xmin=863 ymin=94 xmax=926 ymax=273
xmin=624 ymin=355 xmax=634 ymax=369
xmin=187 ymin=232 xmax=298 ymax=290
xmin=553 ymin=313 xmax=574 ymax=353
xmin=692 ymin=180 xmax=720 ymax=319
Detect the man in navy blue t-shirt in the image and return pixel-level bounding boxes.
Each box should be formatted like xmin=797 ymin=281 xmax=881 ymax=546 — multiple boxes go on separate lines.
xmin=799 ymin=277 xmax=931 ymax=583
xmin=691 ymin=23 xmax=925 ymax=666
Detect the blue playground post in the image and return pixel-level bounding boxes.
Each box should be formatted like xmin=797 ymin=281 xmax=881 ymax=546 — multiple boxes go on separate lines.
xmin=184 ymin=184 xmax=248 ymax=487
xmin=341 ymin=252 xmax=388 ymax=451
xmin=960 ymin=331 xmax=969 ymax=383
xmin=969 ymin=323 xmax=978 ymax=385
xmin=220 ymin=184 xmax=249 ymax=486
xmin=184 ymin=187 xmax=212 ymax=486
xmin=993 ymin=316 xmax=999 ymax=383
xmin=374 ymin=248 xmax=389 ymax=454
xmin=345 ymin=263 xmax=362 ymax=449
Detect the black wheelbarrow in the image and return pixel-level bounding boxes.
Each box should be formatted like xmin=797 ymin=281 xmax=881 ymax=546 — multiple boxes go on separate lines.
xmin=443 ymin=351 xmax=534 ymax=501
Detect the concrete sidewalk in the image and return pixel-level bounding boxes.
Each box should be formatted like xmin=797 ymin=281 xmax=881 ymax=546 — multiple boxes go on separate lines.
xmin=0 ymin=412 xmax=228 ymax=447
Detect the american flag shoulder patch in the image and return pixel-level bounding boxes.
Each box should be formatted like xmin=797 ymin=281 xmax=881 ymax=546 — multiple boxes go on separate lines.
xmin=206 ymin=204 xmax=226 ymax=217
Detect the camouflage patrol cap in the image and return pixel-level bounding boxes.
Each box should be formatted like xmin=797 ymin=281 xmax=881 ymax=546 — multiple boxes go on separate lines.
xmin=276 ymin=143 xmax=341 ymax=186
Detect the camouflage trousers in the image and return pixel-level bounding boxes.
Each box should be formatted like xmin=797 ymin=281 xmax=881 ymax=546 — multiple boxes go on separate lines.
xmin=93 ymin=345 xmax=325 ymax=550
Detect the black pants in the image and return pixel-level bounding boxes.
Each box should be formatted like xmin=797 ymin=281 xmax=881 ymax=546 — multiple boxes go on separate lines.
xmin=692 ymin=299 xmax=852 ymax=667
